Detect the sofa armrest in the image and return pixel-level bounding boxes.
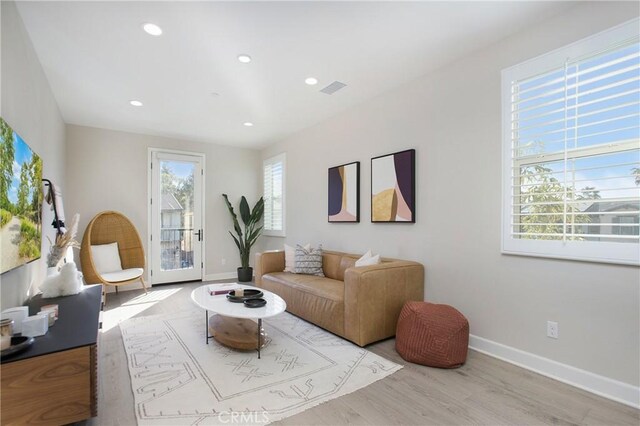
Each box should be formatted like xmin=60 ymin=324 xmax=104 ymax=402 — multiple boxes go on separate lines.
xmin=343 ymin=261 xmax=424 ymax=346
xmin=255 ymin=251 xmax=285 ymax=285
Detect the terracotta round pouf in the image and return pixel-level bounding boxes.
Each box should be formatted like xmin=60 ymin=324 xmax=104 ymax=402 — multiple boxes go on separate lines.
xmin=395 ymin=301 xmax=469 ymax=368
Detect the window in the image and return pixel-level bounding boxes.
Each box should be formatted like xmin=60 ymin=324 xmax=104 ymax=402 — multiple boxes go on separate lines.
xmin=263 ymin=153 xmax=286 ymax=237
xmin=502 ymin=19 xmax=639 ymax=265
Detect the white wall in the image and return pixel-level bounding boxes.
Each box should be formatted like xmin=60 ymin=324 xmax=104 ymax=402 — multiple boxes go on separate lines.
xmin=261 ymin=2 xmax=640 ymax=388
xmin=65 ymin=125 xmax=261 ymax=290
xmin=0 ymin=1 xmax=66 ymax=309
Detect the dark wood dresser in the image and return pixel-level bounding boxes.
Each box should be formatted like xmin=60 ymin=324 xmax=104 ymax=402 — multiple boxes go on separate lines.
xmin=0 ymin=284 xmax=102 ymax=425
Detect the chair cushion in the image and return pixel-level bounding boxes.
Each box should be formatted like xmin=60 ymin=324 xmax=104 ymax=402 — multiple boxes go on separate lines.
xmin=100 ymin=268 xmax=144 ymax=283
xmin=90 ymin=242 xmax=122 ymax=274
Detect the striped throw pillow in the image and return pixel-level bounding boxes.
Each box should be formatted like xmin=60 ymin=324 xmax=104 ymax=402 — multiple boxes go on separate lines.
xmin=294 ymin=244 xmax=324 ymax=276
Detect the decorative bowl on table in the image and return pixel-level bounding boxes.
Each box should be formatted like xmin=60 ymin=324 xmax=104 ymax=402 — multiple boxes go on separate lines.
xmin=226 ymin=289 xmax=264 ymax=303
xmin=1 ymin=336 xmax=35 ymax=360
xmin=243 ymin=298 xmax=267 ymax=308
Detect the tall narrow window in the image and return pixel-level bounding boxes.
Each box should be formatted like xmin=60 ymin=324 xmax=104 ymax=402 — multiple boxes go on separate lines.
xmin=263 ymin=153 xmax=286 ymax=237
xmin=502 ymin=19 xmax=639 ymax=265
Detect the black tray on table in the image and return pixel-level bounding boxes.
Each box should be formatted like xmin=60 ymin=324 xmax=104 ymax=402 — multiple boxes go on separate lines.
xmin=226 ymin=289 xmax=264 ymax=303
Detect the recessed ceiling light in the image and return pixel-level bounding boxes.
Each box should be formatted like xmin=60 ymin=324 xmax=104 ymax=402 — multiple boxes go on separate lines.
xmin=243 ymin=122 xmax=254 ymax=127
xmin=305 ymin=77 xmax=318 ymax=86
xmin=237 ymin=54 xmax=252 ymax=63
xmin=142 ymin=23 xmax=162 ymax=36
xmin=129 ymin=100 xmax=143 ymax=107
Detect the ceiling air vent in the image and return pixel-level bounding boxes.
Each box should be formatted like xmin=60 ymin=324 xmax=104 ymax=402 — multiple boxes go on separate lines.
xmin=320 ymin=81 xmax=347 ymax=95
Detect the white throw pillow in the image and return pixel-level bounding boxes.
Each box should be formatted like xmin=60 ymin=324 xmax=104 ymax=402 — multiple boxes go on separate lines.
xmin=355 ymin=250 xmax=381 ymax=267
xmin=356 ymin=250 xmax=373 ymax=263
xmin=90 ymin=242 xmax=123 ymax=274
xmin=284 ymin=243 xmax=310 ymax=272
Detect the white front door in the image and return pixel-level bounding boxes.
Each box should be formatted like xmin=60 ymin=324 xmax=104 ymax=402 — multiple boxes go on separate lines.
xmin=150 ymin=150 xmax=204 ymax=284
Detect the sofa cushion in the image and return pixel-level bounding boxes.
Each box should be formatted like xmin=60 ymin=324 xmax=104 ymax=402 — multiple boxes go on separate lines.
xmin=356 ymin=250 xmax=382 ymax=267
xmin=262 ymin=272 xmax=345 ymax=336
xmin=322 ymin=252 xmax=342 ymax=280
xmin=294 ymin=245 xmax=324 ymax=276
xmin=356 ymin=254 xmax=381 ymax=267
xmin=336 ymin=256 xmax=356 ymax=281
xmin=356 ymin=250 xmax=373 ymax=265
xmin=284 ymin=243 xmax=310 ymax=272
xmin=263 ymin=272 xmax=344 ymax=302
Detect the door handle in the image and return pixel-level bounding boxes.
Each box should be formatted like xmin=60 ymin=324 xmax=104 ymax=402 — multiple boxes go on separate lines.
xmin=195 ymin=229 xmax=203 ymax=241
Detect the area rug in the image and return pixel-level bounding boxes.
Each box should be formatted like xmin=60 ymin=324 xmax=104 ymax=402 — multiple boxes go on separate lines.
xmin=119 ymin=310 xmax=402 ymax=425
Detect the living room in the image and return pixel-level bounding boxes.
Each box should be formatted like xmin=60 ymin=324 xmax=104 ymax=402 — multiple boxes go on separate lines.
xmin=0 ymin=1 xmax=639 ymax=425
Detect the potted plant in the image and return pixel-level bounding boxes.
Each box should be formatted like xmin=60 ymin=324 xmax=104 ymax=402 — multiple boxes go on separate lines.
xmin=222 ymin=194 xmax=264 ymax=282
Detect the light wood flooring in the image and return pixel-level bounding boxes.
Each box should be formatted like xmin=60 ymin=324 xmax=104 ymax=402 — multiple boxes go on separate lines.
xmin=82 ymin=281 xmax=639 ymax=426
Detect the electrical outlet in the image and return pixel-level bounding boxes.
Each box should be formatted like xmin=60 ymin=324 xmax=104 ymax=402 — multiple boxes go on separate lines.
xmin=221 ymin=258 xmax=226 ymax=265
xmin=547 ymin=321 xmax=559 ymax=339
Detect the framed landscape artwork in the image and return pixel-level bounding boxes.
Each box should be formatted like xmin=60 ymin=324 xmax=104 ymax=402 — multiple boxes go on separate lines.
xmin=328 ymin=161 xmax=360 ymax=222
xmin=0 ymin=117 xmax=44 ymax=274
xmin=371 ymin=149 xmax=415 ymax=223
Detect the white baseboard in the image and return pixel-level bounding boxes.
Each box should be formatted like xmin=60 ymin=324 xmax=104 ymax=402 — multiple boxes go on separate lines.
xmin=203 ymin=272 xmax=238 ymax=282
xmin=469 ymin=334 xmax=640 ymax=409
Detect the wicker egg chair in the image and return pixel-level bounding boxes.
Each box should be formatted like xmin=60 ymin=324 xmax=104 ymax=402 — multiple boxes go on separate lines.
xmin=80 ymin=211 xmax=148 ymax=297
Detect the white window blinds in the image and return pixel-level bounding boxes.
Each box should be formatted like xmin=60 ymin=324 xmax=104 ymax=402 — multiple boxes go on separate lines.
xmin=263 ymin=153 xmax=285 ymax=236
xmin=502 ymin=19 xmax=639 ymax=265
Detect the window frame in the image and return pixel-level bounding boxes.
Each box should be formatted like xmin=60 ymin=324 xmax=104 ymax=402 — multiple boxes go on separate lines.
xmin=263 ymin=153 xmax=286 ymax=237
xmin=501 ymin=18 xmax=639 ymax=266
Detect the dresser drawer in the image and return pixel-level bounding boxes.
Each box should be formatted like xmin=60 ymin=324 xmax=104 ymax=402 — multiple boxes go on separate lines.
xmin=1 ymin=345 xmax=95 ymax=425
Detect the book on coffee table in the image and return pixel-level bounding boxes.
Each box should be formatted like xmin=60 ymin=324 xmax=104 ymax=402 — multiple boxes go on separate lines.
xmin=208 ymin=284 xmax=237 ymax=296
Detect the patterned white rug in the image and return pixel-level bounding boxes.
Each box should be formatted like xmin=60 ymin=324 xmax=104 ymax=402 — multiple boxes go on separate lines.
xmin=120 ymin=310 xmax=402 ymax=425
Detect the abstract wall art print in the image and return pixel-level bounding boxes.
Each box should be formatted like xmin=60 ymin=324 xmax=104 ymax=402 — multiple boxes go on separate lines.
xmin=328 ymin=161 xmax=360 ymax=222
xmin=371 ymin=149 xmax=415 ymax=223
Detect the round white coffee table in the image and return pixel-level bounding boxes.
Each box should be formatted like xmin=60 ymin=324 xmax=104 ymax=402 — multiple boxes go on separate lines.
xmin=191 ymin=284 xmax=286 ymax=358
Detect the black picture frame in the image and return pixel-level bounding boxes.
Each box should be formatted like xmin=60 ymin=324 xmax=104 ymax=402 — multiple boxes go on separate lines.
xmin=371 ymin=149 xmax=415 ymax=223
xmin=328 ymin=161 xmax=360 ymax=223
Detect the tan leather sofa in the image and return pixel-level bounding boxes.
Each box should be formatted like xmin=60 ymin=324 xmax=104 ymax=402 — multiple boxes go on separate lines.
xmin=255 ymin=250 xmax=424 ymax=347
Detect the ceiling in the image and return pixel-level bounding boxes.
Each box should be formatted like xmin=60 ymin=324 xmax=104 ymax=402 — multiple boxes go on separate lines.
xmin=16 ymin=1 xmax=574 ymax=149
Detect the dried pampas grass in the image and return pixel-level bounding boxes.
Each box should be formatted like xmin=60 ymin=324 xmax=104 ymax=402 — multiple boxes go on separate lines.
xmin=47 ymin=213 xmax=80 ymax=268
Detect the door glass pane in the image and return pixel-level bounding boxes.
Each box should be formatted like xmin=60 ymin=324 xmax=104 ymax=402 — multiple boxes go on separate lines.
xmin=160 ymin=160 xmax=195 ymax=271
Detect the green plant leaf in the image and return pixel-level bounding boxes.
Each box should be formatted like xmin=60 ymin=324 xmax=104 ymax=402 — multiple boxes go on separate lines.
xmin=229 ymin=231 xmax=242 ymax=251
xmin=223 ymin=194 xmax=264 ymax=268
xmin=223 ymin=194 xmax=243 ymax=237
xmin=247 ymin=226 xmax=263 ymax=247
xmin=250 ymin=197 xmax=265 ymax=224
xmin=239 ymin=196 xmax=251 ymax=226
xmin=234 ymin=220 xmax=243 ymax=238
xmin=222 ymin=194 xmax=237 ymax=221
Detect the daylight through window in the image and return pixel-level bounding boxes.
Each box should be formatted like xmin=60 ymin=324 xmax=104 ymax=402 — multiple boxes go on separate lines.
xmin=263 ymin=153 xmax=286 ymax=236
xmin=502 ymin=19 xmax=639 ymax=264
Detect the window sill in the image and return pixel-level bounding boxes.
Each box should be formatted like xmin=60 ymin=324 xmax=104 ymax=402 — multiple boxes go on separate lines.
xmin=501 ymin=240 xmax=639 ymax=266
